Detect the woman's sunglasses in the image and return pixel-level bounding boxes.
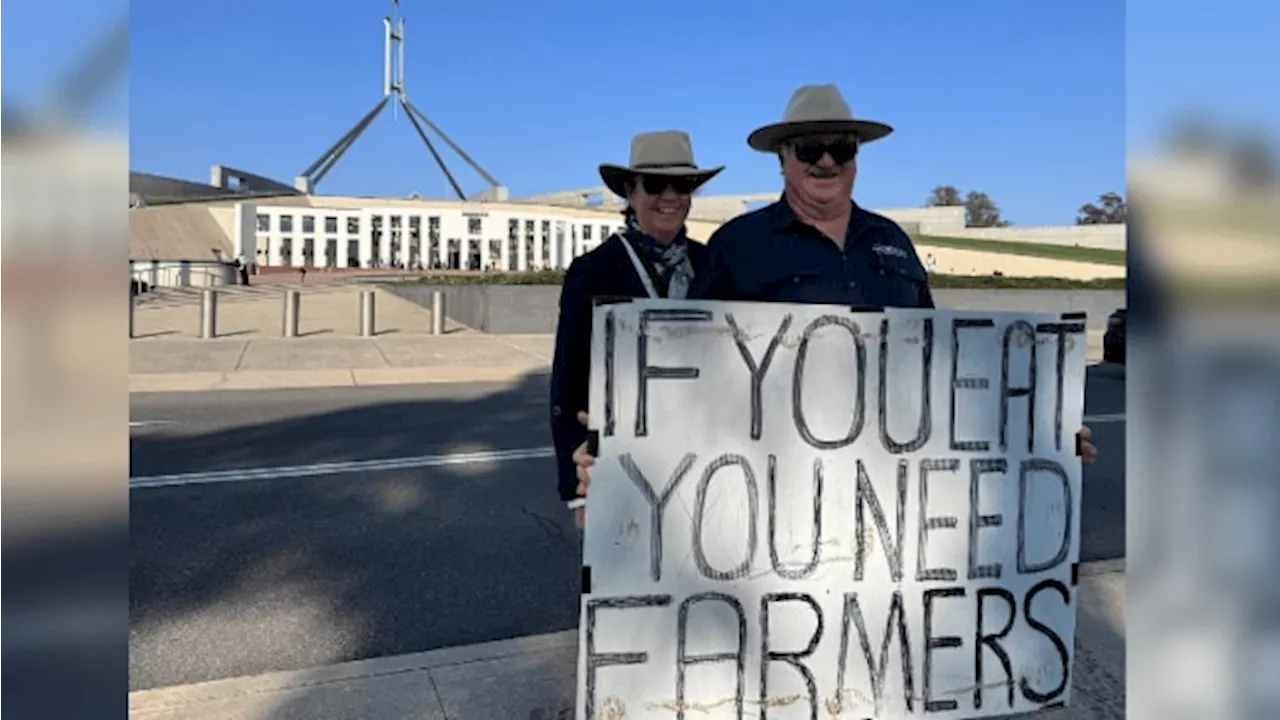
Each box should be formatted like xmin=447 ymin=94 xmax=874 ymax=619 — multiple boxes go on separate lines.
xmin=638 ymin=175 xmax=700 ymax=196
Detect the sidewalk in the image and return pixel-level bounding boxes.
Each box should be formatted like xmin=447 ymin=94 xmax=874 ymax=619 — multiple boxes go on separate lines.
xmin=128 ymin=560 xmax=1125 ymax=719
xmin=130 ymin=284 xmax=1108 ymax=392
xmin=130 ymin=284 xmax=553 ymax=392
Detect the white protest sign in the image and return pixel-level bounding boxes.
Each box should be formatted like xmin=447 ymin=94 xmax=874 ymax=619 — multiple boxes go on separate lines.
xmin=576 ymin=299 xmax=1087 ymax=720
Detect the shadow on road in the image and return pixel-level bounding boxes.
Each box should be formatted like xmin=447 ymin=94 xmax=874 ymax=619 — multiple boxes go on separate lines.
xmin=129 ymin=370 xmax=585 ymax=703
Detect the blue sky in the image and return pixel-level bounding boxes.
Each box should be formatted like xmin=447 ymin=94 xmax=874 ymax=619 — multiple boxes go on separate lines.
xmin=116 ymin=0 xmax=1126 ymax=225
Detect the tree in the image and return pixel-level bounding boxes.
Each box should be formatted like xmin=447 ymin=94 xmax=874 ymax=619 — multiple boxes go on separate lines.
xmin=926 ymin=184 xmax=963 ymax=207
xmin=1076 ymin=191 xmax=1127 ymax=225
xmin=964 ymin=190 xmax=1009 ymax=228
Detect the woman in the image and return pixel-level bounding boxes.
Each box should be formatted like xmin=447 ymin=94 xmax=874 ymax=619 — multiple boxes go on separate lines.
xmin=549 ymin=130 xmax=724 ymax=529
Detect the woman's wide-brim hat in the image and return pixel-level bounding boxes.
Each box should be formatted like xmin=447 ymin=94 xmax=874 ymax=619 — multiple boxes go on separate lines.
xmin=599 ymin=130 xmax=724 ymax=198
xmin=747 ymin=84 xmax=894 ymax=152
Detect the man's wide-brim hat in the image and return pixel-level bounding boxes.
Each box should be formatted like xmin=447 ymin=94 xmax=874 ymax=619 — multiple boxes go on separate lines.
xmin=599 ymin=130 xmax=724 ymax=198
xmin=747 ymin=84 xmax=894 ymax=152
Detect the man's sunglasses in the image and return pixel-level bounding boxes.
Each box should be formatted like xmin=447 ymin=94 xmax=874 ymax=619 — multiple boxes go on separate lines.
xmin=637 ymin=174 xmax=699 ymax=195
xmin=791 ymin=139 xmax=859 ymax=165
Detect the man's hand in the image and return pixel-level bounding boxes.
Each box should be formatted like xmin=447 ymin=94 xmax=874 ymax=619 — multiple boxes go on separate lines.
xmin=1078 ymin=426 xmax=1097 ymax=464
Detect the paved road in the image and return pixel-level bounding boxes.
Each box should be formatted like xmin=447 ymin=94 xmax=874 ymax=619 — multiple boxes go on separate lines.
xmin=129 ymin=366 xmax=1125 ymax=691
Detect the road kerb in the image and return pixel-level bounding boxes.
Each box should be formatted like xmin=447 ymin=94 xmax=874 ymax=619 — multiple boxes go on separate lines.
xmin=129 ymin=559 xmax=1125 ymax=716
xmin=129 ymin=365 xmax=550 ymax=393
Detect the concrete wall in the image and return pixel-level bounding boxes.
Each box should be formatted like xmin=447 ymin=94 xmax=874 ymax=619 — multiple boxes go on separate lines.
xmin=385 ymin=284 xmax=1125 ymax=335
xmin=948 ymin=224 xmax=1126 ymax=251
xmin=130 ymin=259 xmax=236 ymax=289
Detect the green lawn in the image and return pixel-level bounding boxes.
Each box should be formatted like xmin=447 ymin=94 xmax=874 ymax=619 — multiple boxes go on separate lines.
xmin=915 ymin=234 xmax=1127 ymax=266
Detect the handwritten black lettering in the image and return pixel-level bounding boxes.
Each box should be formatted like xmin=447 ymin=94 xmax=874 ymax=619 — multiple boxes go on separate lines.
xmin=950 ymin=318 xmax=995 ymax=452
xmin=916 ymin=459 xmax=960 ymax=582
xmin=1017 ymin=459 xmax=1073 ymax=575
xmin=727 ymin=313 xmax=793 ymax=441
xmin=879 ymin=317 xmax=934 ymax=453
xmin=837 ymin=591 xmax=914 ymax=716
xmin=1036 ymin=321 xmax=1084 ymax=452
xmin=922 ymin=587 xmax=965 ymax=712
xmin=854 ymin=459 xmax=907 ymax=582
xmin=760 ymin=593 xmax=824 ymax=720
xmin=604 ymin=309 xmax=616 ymax=437
xmin=635 ymin=308 xmax=712 ymax=437
xmin=767 ymin=455 xmax=823 ymax=580
xmin=999 ymin=320 xmax=1038 ymax=454
xmin=693 ymin=454 xmax=759 ymax=581
xmin=584 ymin=594 xmax=672 ymax=720
xmin=793 ymin=315 xmax=867 ymax=450
xmin=618 ymin=452 xmax=697 ymax=583
xmin=1020 ymin=579 xmax=1072 ymax=704
xmin=677 ymin=593 xmax=746 ymax=719
xmin=974 ymin=588 xmax=1017 ymax=710
xmin=968 ymin=458 xmax=1008 ymax=580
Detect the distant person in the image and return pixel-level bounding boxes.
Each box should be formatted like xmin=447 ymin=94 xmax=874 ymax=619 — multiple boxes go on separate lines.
xmin=549 ymin=130 xmax=723 ymax=529
xmin=235 ymin=254 xmax=251 ymax=286
xmin=925 ymin=252 xmax=937 ymax=274
xmin=298 ymin=265 xmax=307 ymax=284
xmin=568 ymin=85 xmax=1098 ymax=518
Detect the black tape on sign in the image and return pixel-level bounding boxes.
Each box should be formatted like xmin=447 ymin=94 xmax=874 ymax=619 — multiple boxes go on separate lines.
xmin=581 ymin=566 xmax=592 ymax=594
xmin=586 ymin=430 xmax=600 ymax=457
xmin=1071 ymin=563 xmax=1080 ymax=586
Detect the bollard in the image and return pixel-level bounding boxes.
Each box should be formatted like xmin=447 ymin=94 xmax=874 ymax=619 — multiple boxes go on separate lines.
xmin=359 ymin=290 xmax=376 ymax=337
xmin=283 ymin=290 xmax=301 ymax=338
xmin=128 ymin=293 xmax=135 ymax=339
xmin=200 ymin=289 xmax=217 ymax=339
xmin=431 ymin=291 xmax=445 ymax=335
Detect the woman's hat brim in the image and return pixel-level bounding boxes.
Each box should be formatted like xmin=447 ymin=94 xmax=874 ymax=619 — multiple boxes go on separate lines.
xmin=598 ymin=164 xmax=724 ymax=198
xmin=747 ymin=119 xmax=894 ymax=152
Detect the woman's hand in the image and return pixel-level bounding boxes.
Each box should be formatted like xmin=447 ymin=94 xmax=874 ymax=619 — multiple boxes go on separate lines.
xmin=571 ymin=412 xmax=595 ymax=529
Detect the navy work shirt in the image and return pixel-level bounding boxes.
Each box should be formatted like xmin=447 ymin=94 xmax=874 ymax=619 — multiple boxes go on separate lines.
xmin=689 ymin=196 xmax=935 ymax=309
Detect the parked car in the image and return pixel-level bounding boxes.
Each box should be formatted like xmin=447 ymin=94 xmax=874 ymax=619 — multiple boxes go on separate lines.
xmin=1103 ymin=308 xmax=1126 ymax=364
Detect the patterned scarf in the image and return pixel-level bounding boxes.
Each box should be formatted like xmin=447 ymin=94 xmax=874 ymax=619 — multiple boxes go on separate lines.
xmin=621 ymin=210 xmax=694 ymax=299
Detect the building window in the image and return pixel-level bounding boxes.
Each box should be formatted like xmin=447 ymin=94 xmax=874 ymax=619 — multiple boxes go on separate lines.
xmin=303 ymin=238 xmax=315 ymax=264
xmin=583 ymin=225 xmax=593 ymax=241
xmin=390 ymin=215 xmax=402 ymax=229
xmin=279 ymin=237 xmax=293 ymax=266
xmin=324 ymin=216 xmax=339 ymax=234
xmin=347 ymin=240 xmax=360 ymax=268
xmin=468 ymin=217 xmax=483 ymax=235
xmin=280 ymin=215 xmax=294 ymax=233
xmin=600 ymin=225 xmax=608 ymax=241
xmin=302 ymin=215 xmax=315 ymax=233
xmin=508 ymin=219 xmax=519 ymax=240
xmin=525 ymin=220 xmax=535 ymax=235
xmin=347 ymin=217 xmax=360 ymax=235
xmin=256 ymin=214 xmax=270 ymax=232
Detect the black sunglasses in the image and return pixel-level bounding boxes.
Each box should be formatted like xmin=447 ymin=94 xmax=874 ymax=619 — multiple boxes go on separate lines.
xmin=638 ymin=174 xmax=699 ymax=195
xmin=791 ymin=139 xmax=859 ymax=165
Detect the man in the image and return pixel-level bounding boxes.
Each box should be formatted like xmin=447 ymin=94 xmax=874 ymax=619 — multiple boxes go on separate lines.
xmin=689 ymin=84 xmax=931 ymax=310
xmin=570 ymin=83 xmax=1096 ymax=508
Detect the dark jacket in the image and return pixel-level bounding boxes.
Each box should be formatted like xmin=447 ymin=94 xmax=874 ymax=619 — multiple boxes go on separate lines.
xmin=549 ymin=233 xmax=708 ymax=504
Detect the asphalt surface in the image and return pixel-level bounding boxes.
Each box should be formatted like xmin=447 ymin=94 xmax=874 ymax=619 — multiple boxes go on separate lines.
xmin=129 ymin=365 xmax=1126 ymax=691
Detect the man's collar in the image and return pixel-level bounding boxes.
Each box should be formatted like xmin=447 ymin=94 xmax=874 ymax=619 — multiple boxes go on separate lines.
xmin=771 ymin=193 xmax=865 ymax=232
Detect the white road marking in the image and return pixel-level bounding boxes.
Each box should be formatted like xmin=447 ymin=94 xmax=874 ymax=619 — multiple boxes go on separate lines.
xmin=132 ymin=413 xmax=1126 ymax=490
xmin=129 ymin=446 xmax=555 ymax=489
xmin=130 ymin=420 xmax=176 ymax=428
